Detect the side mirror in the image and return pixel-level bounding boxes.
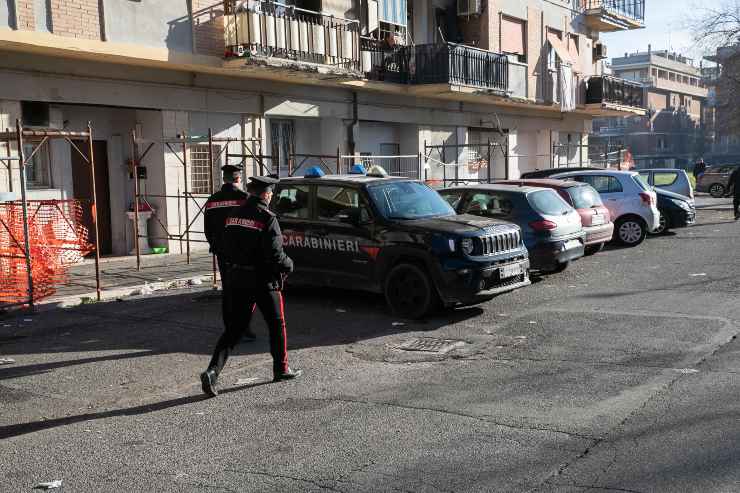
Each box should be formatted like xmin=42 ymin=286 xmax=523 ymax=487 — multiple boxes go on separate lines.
xmin=337 ymin=208 xmax=361 ymax=226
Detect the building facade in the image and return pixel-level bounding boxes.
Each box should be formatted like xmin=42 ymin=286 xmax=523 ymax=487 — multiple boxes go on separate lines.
xmin=1 ymin=0 xmax=646 ymax=256
xmin=591 ymin=48 xmax=707 ymax=170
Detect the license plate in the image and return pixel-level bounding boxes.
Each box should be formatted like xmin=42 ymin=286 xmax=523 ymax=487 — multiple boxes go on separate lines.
xmin=499 ymin=263 xmax=522 ymax=279
xmin=591 ymin=214 xmax=605 ymax=226
xmin=564 ymin=239 xmax=582 ymax=250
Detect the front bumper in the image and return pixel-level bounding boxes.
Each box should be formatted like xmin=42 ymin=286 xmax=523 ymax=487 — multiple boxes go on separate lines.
xmin=437 ymin=256 xmax=531 ymax=306
xmin=666 ymin=207 xmax=696 ymax=228
xmin=528 ymin=236 xmax=585 ymax=271
xmin=583 ymin=222 xmax=614 ymax=245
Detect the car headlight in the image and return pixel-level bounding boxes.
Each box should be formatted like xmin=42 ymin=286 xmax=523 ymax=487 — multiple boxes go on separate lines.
xmin=670 ymin=198 xmax=691 ymax=210
xmin=460 ymin=238 xmax=474 ymax=256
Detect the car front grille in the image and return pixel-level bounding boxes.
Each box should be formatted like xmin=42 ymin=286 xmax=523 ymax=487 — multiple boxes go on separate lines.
xmin=477 ymin=227 xmax=522 ymax=256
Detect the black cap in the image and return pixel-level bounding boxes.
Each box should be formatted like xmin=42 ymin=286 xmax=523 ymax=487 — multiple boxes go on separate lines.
xmin=247 ymin=175 xmax=279 ymax=192
xmin=221 ymin=164 xmax=243 ymax=174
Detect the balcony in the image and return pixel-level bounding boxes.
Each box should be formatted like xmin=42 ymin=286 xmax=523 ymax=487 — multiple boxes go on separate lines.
xmin=223 ymin=0 xmax=361 ymax=77
xmin=362 ymin=41 xmax=509 ymax=94
xmin=586 ymin=75 xmax=646 ymax=115
xmin=582 ymin=0 xmax=645 ymax=32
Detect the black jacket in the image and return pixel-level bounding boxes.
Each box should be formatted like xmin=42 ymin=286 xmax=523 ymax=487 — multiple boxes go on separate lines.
xmin=730 ymin=167 xmax=740 ymax=196
xmin=204 ymin=184 xmax=247 ymax=254
xmin=222 ymin=196 xmax=294 ymax=289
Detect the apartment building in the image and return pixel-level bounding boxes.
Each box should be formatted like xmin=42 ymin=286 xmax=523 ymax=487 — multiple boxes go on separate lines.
xmin=0 ymin=0 xmax=646 ymax=256
xmin=591 ymin=48 xmax=707 ymax=169
xmin=703 ymin=45 xmax=740 ymax=162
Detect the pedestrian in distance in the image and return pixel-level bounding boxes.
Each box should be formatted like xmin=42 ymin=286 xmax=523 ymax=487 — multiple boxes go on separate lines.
xmin=729 ymin=165 xmax=740 ymax=220
xmin=203 ymin=164 xmax=254 ymax=341
xmin=201 ymin=175 xmax=301 ymax=397
xmin=693 ymin=158 xmax=706 ymax=179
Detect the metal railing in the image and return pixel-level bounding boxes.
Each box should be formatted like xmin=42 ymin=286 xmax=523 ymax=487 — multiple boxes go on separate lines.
xmin=582 ymin=0 xmax=645 ymax=23
xmin=224 ymin=0 xmax=360 ymax=70
xmin=586 ymin=75 xmax=645 ymax=108
xmin=362 ymin=41 xmax=508 ymax=91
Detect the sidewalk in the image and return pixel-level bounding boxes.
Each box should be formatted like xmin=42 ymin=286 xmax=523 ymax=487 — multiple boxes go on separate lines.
xmin=45 ymin=251 xmax=218 ymax=307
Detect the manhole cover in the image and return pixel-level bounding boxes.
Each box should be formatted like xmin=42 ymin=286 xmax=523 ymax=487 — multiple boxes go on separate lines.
xmin=395 ymin=338 xmax=465 ymax=354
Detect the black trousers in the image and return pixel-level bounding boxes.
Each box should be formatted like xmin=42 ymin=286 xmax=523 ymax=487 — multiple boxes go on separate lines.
xmin=216 ymin=256 xmax=232 ymax=332
xmin=207 ymin=272 xmax=289 ymax=376
xmin=734 ymin=193 xmax=739 ymax=215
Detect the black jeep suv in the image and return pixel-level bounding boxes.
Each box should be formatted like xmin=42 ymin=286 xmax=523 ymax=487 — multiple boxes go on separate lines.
xmin=271 ymin=173 xmax=530 ymax=318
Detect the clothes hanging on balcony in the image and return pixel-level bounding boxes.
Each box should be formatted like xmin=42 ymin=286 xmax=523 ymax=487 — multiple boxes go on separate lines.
xmin=559 ymin=64 xmax=576 ymax=112
xmin=378 ymin=0 xmax=407 ymax=26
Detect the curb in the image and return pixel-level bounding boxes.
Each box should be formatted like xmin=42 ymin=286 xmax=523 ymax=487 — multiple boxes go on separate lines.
xmin=35 ymin=273 xmax=219 ymax=312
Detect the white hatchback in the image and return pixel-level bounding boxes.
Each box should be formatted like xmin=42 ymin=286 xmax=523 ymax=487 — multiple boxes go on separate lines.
xmin=550 ymin=170 xmax=659 ymax=247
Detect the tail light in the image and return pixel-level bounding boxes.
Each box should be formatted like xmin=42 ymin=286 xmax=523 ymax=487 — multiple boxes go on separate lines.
xmin=529 ymin=220 xmax=557 ymax=231
xmin=639 ymin=192 xmax=655 ymax=206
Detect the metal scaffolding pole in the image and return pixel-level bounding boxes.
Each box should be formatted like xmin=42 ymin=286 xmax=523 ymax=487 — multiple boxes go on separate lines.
xmin=15 ymin=120 xmax=34 ymax=308
xmin=87 ymin=123 xmax=102 ymax=301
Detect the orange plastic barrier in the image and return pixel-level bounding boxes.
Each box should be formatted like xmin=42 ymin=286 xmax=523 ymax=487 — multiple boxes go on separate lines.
xmin=0 ymin=200 xmax=93 ymax=304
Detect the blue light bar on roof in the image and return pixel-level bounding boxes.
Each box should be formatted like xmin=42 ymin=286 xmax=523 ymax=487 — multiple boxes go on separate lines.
xmin=304 ymin=166 xmax=326 ymax=178
xmin=349 ymin=164 xmax=366 ymax=174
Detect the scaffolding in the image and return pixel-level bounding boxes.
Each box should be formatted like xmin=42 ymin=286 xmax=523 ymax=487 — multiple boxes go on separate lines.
xmin=0 ymin=120 xmax=102 ymax=308
xmin=424 ymin=139 xmax=509 ymax=187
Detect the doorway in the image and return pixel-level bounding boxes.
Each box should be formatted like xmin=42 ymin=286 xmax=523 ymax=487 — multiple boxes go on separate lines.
xmin=72 ymin=140 xmax=112 ymax=255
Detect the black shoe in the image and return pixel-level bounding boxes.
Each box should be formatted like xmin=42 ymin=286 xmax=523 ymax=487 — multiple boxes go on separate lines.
xmin=273 ymin=367 xmax=302 ymax=382
xmin=200 ymin=369 xmax=218 ymax=397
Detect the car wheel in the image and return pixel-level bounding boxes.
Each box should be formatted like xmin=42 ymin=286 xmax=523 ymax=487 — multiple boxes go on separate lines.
xmin=615 ymin=217 xmax=647 ymax=247
xmin=584 ymin=243 xmax=604 ymax=256
xmin=385 ymin=263 xmax=436 ymax=319
xmin=709 ymin=183 xmax=725 ymax=198
xmin=652 ymin=209 xmax=670 ymax=235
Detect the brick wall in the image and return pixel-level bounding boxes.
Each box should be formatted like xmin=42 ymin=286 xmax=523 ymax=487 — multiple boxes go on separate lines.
xmin=193 ymin=0 xmax=225 ymax=57
xmin=15 ymin=1 xmax=35 ymax=30
xmin=49 ymin=0 xmax=101 ymax=40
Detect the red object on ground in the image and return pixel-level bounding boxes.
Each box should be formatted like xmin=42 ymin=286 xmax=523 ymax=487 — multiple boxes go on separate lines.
xmin=0 ymin=200 xmax=93 ymax=304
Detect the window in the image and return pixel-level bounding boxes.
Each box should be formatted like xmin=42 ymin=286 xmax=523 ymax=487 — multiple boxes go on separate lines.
xmin=367 ymin=181 xmax=454 ymax=220
xmin=575 ymin=175 xmax=623 ymax=193
xmin=189 ymin=144 xmax=217 ymax=194
xmin=527 ymin=190 xmax=571 ymax=216
xmin=23 ymin=142 xmax=52 ymax=188
xmin=316 ymin=185 xmax=371 ymax=223
xmin=568 ymin=185 xmax=603 ymax=208
xmin=567 ymin=34 xmax=579 ymax=68
xmin=547 ymin=29 xmax=563 ymax=69
xmin=439 ymin=190 xmax=465 ymax=209
xmin=501 ymin=16 xmax=526 ymax=63
xmin=465 ymin=192 xmax=515 ymax=219
xmin=273 ymin=185 xmax=311 ymax=219
xmin=271 ymin=120 xmax=295 ymax=176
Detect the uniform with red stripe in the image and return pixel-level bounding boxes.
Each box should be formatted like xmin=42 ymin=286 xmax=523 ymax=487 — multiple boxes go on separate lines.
xmin=204 ymin=183 xmax=247 ymax=256
xmin=203 ymin=184 xmax=298 ymax=390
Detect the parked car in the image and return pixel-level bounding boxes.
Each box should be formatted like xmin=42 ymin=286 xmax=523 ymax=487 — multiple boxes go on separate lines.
xmin=549 ymin=170 xmax=659 ymax=247
xmin=652 ymin=188 xmax=696 ymax=234
xmin=520 ymin=167 xmax=601 ymax=179
xmin=438 ymin=184 xmax=585 ymax=273
xmin=696 ymin=164 xmax=740 ymax=197
xmin=271 ymin=168 xmax=531 ymax=319
xmin=497 ymin=179 xmax=614 ymax=255
xmin=638 ymin=168 xmax=694 ymax=199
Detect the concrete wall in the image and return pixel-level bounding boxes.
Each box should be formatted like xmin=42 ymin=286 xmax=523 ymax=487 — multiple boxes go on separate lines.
xmin=103 ymin=0 xmax=192 ymax=52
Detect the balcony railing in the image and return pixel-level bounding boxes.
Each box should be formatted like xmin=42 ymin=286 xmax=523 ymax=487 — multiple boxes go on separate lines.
xmin=583 ymin=0 xmax=645 ymax=22
xmin=362 ymin=40 xmax=509 ymax=93
xmin=586 ymin=75 xmax=645 ymax=109
xmin=224 ymin=0 xmax=360 ymax=71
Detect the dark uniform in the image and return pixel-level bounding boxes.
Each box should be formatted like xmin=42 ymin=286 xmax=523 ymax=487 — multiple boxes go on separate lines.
xmin=201 ymin=176 xmax=301 ymax=397
xmin=729 ymin=166 xmax=740 ymax=219
xmin=203 ymin=165 xmax=247 ymax=336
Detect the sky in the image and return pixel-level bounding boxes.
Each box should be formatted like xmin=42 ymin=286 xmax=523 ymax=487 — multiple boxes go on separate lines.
xmin=601 ymin=0 xmax=725 ymax=65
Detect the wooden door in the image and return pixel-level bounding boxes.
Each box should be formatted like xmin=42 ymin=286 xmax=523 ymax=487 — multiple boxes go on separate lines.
xmin=72 ymin=140 xmax=112 ymax=255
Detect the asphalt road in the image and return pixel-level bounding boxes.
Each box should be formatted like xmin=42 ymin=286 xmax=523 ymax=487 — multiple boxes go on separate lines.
xmin=1 ymin=197 xmax=738 ymax=492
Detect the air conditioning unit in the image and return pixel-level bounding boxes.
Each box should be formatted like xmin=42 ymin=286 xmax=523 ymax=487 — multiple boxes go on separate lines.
xmin=594 ymin=42 xmax=607 ymax=60
xmin=457 ymin=0 xmax=481 ymax=16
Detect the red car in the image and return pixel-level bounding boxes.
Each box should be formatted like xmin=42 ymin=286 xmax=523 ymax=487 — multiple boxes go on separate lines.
xmin=497 ymin=179 xmax=614 ymax=255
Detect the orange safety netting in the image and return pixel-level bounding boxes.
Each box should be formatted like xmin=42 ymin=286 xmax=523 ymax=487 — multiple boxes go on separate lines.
xmin=0 ymin=200 xmax=93 ymax=304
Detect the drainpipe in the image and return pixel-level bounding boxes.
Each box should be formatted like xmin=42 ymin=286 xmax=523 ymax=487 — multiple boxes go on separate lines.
xmin=348 ymin=92 xmax=358 ymax=156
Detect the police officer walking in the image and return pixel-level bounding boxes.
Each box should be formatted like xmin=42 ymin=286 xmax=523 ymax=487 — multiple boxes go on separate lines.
xmin=201 ymin=175 xmax=301 ymax=397
xmin=203 ymin=164 xmax=251 ymax=340
xmin=729 ymin=165 xmax=740 ymax=220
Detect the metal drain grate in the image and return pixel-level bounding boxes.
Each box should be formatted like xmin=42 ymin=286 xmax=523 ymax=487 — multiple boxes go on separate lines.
xmin=395 ymin=338 xmax=465 ymax=354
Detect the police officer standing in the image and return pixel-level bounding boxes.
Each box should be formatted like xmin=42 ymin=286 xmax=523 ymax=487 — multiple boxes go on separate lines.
xmin=203 ymin=164 xmax=252 ymax=340
xmin=201 ymin=176 xmax=301 ymax=397
xmin=729 ymin=165 xmax=740 ymax=220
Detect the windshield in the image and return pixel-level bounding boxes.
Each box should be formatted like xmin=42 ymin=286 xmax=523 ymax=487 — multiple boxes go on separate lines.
xmin=527 ymin=190 xmax=572 ymax=216
xmin=632 ymin=174 xmax=650 ymax=191
xmin=367 ymin=181 xmax=456 ymax=220
xmin=569 ymin=185 xmax=603 ymax=208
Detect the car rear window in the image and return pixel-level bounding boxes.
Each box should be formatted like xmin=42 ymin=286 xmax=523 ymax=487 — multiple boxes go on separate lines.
xmin=632 ymin=174 xmax=650 ymax=191
xmin=527 ymin=190 xmax=571 ymax=216
xmin=653 ymin=172 xmax=678 ymax=186
xmin=568 ymin=185 xmax=603 ymax=208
